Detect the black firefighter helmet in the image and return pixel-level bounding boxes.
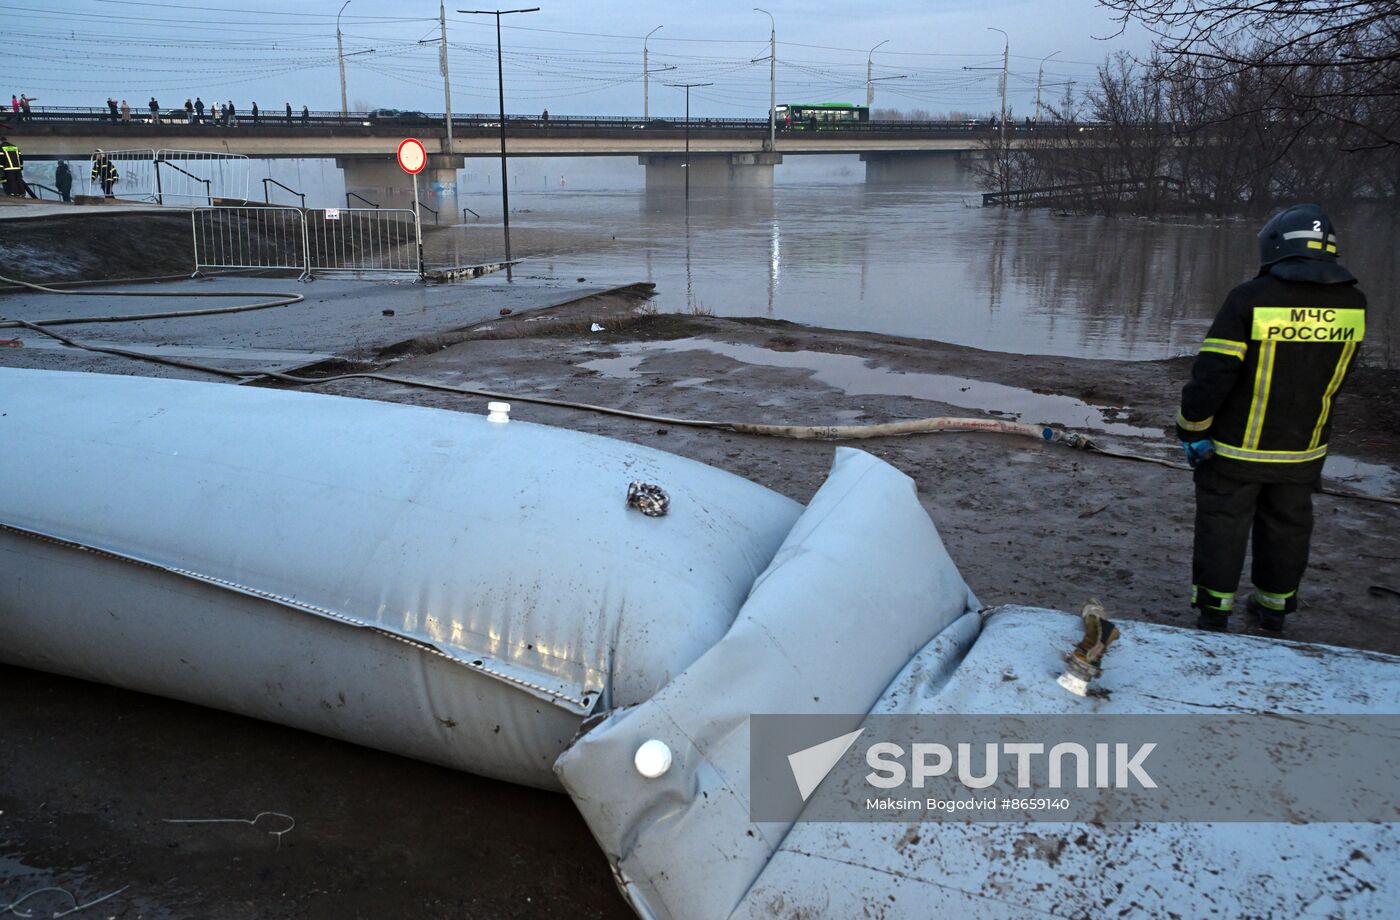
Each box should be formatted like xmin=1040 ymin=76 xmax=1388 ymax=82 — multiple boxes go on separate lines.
xmin=1258 ymin=203 xmax=1356 ymax=284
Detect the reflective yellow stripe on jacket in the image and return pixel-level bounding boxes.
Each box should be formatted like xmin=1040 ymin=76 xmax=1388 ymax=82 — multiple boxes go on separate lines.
xmin=1309 ymin=341 xmax=1358 ymax=450
xmin=1200 ymin=337 xmax=1247 ymax=360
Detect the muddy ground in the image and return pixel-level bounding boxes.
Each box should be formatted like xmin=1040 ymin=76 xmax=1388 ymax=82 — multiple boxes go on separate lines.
xmin=2 ymin=275 xmax=1398 ymax=918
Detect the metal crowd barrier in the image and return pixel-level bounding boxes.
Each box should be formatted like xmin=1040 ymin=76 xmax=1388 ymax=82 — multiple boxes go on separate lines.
xmin=306 ymin=208 xmax=420 ymax=276
xmin=191 ymin=206 xmax=310 ymax=280
xmin=189 ymin=206 xmax=422 ymax=280
xmin=155 ymin=149 xmax=250 ymax=205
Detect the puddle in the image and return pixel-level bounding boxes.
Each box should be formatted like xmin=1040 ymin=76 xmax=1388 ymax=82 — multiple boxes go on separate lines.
xmin=1324 ymin=455 xmax=1400 ymax=499
xmin=579 ymin=338 xmax=1161 ymax=437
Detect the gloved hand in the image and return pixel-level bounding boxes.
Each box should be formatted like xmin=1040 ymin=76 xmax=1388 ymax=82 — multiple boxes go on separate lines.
xmin=1183 ymin=439 xmax=1215 ymax=469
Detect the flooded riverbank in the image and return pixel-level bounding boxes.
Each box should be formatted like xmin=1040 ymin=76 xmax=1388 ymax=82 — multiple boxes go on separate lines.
xmin=429 ymin=163 xmax=1398 ymax=367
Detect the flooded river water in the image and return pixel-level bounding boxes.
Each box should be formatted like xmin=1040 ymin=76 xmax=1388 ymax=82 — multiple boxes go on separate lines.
xmin=427 ymin=162 xmax=1397 ymax=367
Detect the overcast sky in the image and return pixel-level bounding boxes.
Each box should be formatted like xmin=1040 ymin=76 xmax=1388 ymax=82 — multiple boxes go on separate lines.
xmin=4 ymin=0 xmax=1156 ymax=117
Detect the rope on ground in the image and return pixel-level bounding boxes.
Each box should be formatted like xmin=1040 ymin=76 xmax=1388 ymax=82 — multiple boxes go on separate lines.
xmin=0 ymin=272 xmax=303 ymax=328
xmin=5 ymin=310 xmax=1397 ymax=508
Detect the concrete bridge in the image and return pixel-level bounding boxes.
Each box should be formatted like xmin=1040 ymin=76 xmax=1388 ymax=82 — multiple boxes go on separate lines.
xmin=6 ymin=110 xmax=1053 ymax=214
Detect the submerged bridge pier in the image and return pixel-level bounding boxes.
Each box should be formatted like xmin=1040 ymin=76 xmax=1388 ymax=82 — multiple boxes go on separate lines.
xmin=637 ymin=152 xmax=783 ymax=191
xmin=860 ymin=151 xmax=972 ymax=184
xmin=337 ymin=154 xmax=464 ymax=215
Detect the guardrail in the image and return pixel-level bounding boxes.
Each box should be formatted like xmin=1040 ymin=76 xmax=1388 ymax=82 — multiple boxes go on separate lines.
xmin=190 ymin=205 xmax=421 ymax=280
xmin=417 ymin=199 xmax=438 ymax=225
xmin=262 ymin=177 xmax=306 ymax=208
xmin=26 ymin=181 xmax=60 ymax=200
xmin=462 ymin=206 xmax=480 ymax=220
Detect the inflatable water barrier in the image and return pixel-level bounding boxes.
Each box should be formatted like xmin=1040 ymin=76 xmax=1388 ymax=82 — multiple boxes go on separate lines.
xmin=2 ymin=367 xmax=1396 ymax=918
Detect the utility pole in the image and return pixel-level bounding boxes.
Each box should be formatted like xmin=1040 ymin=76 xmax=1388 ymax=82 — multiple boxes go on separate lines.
xmin=754 ymin=8 xmax=775 ymax=152
xmin=460 ymin=7 xmax=539 ymax=274
xmin=418 ymin=4 xmax=457 ymax=151
xmin=644 ymin=25 xmax=661 ymax=120
xmin=337 ymin=0 xmax=351 ymax=116
xmin=866 ymin=39 xmax=888 ymax=108
xmin=668 ymin=82 xmax=713 ymax=202
xmin=1035 ymin=50 xmax=1060 ymax=123
xmin=989 ymin=28 xmax=1008 ymax=151
xmin=439 ymin=1 xmax=454 ymax=152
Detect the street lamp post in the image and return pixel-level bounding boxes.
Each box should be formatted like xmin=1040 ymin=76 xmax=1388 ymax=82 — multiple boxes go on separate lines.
xmin=459 ymin=7 xmax=540 ymax=273
xmin=337 ymin=0 xmax=351 ymax=117
xmin=753 ymin=8 xmax=775 ymax=152
xmin=1035 ymin=50 xmax=1061 ymax=123
xmin=667 ymin=82 xmax=714 ymax=202
xmin=866 ymin=39 xmax=888 ymax=108
xmin=989 ymin=28 xmax=1009 ymax=150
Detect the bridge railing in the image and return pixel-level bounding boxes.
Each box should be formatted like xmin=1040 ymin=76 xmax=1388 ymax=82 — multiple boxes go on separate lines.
xmin=15 ymin=105 xmax=1108 ymax=135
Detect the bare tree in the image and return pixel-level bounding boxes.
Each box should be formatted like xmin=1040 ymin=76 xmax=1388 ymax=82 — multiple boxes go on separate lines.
xmin=1100 ymin=1 xmax=1400 ymax=148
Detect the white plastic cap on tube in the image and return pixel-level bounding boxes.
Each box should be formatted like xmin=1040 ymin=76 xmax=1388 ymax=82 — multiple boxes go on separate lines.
xmin=486 ymin=401 xmax=511 ymax=424
xmin=634 ymin=739 xmax=673 ymax=778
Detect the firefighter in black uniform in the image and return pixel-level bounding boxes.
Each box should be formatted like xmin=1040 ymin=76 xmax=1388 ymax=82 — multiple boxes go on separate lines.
xmin=1 ymin=138 xmax=24 ymax=196
xmin=91 ymin=151 xmax=119 ymax=198
xmin=1177 ymin=204 xmax=1366 ymax=634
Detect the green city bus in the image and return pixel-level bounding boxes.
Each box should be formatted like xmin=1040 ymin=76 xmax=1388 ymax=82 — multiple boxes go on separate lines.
xmin=775 ymin=103 xmax=870 ymax=129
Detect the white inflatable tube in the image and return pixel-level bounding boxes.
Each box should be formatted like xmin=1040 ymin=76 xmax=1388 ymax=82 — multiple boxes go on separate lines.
xmin=0 ymin=368 xmax=801 ymax=789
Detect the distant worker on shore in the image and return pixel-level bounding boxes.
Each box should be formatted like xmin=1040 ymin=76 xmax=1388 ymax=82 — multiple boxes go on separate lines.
xmin=91 ymin=150 xmax=119 ymax=198
xmin=1177 ymin=204 xmax=1367 ymax=635
xmin=1 ymin=137 xmax=26 ymax=196
xmin=55 ymin=159 xmax=73 ymax=202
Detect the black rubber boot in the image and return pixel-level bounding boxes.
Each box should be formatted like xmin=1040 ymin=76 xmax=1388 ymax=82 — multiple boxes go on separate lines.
xmin=1247 ymin=598 xmax=1287 ymax=633
xmin=1195 ymin=610 xmax=1230 ymax=632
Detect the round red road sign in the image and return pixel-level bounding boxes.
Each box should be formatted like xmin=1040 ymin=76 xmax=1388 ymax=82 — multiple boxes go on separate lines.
xmin=397 ymin=138 xmax=427 ymax=174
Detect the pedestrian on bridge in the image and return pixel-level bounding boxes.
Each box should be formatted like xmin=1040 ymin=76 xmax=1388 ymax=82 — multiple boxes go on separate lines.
xmin=285 ymin=102 xmax=292 ymax=125
xmin=226 ymin=100 xmax=236 ymax=127
xmin=120 ymin=99 xmax=130 ymax=122
xmin=107 ymin=97 xmax=119 ymax=122
xmin=251 ymin=101 xmax=259 ymax=125
xmin=19 ymin=94 xmax=34 ymax=122
xmin=195 ymin=96 xmax=205 ymax=124
xmin=148 ymin=97 xmax=160 ymax=124
xmin=301 ymin=105 xmax=309 ymax=126
xmin=1178 ymin=204 xmax=1368 ymax=636
xmin=185 ymin=99 xmax=194 ymax=123
xmin=9 ymin=95 xmax=18 ymax=119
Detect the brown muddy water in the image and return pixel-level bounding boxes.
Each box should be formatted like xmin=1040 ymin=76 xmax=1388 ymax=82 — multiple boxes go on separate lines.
xmin=427 ymin=170 xmax=1398 ymax=368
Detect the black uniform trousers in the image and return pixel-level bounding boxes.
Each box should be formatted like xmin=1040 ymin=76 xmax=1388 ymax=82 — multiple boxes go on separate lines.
xmin=1192 ymin=460 xmax=1314 ymax=615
